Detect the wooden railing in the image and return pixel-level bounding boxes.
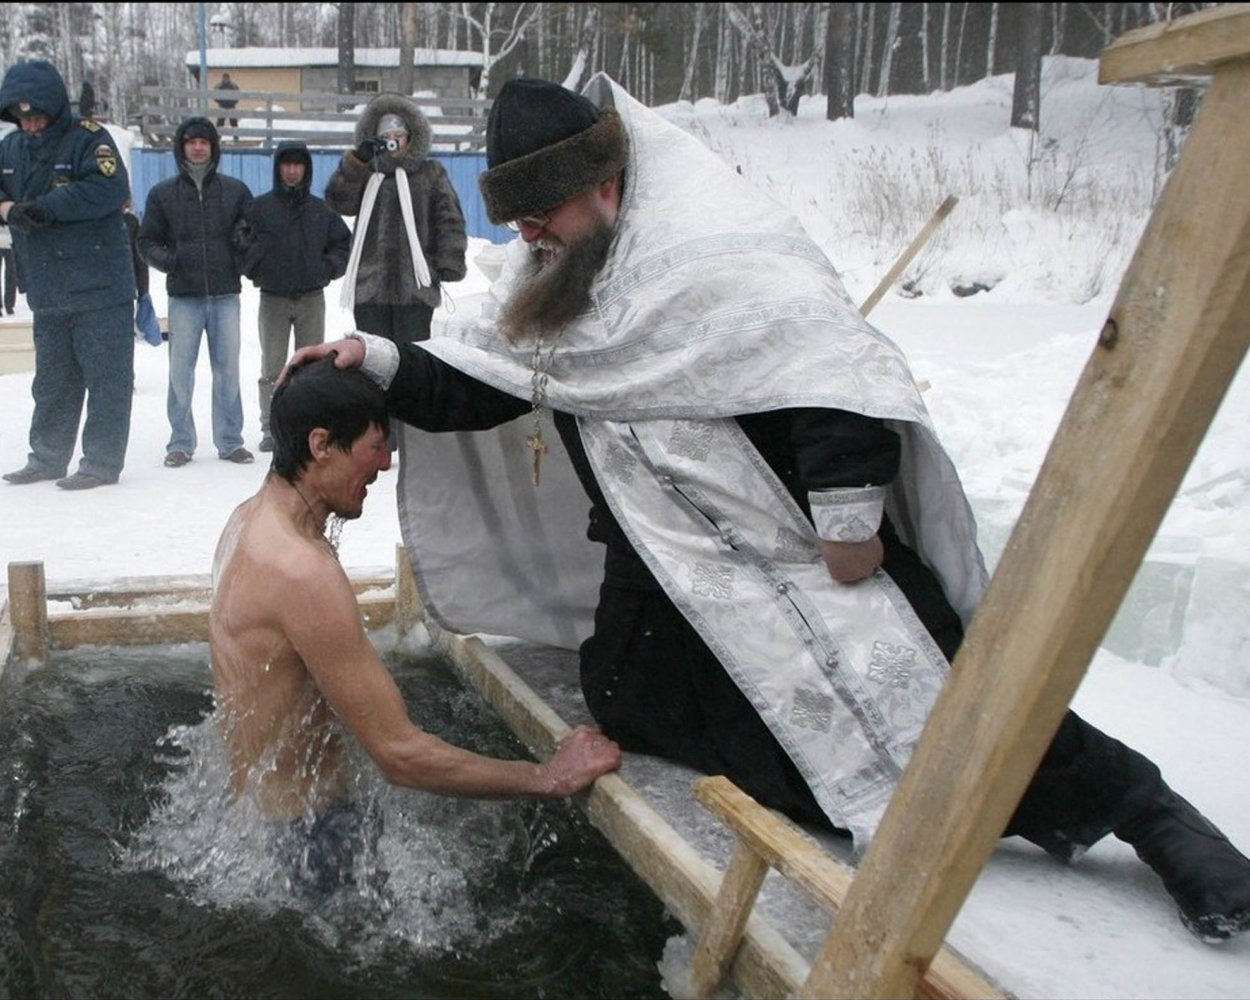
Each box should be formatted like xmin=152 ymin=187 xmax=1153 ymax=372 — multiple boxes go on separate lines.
xmin=137 ymin=86 xmax=490 ymax=151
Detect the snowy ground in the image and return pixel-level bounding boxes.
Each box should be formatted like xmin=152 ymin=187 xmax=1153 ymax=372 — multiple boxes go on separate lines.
xmin=1 ymin=57 xmax=1248 ymax=997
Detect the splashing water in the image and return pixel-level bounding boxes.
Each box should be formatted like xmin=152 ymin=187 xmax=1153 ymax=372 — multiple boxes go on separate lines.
xmin=0 ymin=640 xmax=676 ymax=997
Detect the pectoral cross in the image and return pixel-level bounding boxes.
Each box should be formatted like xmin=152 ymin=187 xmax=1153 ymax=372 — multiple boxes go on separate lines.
xmin=526 ymin=430 xmax=548 ymax=486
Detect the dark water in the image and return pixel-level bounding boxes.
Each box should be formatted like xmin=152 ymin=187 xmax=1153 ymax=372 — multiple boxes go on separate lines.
xmin=0 ymin=640 xmax=678 ymax=999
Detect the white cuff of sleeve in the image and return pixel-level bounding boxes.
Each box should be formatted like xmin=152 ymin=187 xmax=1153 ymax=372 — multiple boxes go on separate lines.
xmin=809 ymin=486 xmax=885 ymax=543
xmin=345 ymin=330 xmax=399 ymax=391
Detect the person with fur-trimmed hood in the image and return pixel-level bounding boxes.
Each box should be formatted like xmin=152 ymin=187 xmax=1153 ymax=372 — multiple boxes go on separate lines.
xmin=325 ymin=93 xmax=467 ymax=348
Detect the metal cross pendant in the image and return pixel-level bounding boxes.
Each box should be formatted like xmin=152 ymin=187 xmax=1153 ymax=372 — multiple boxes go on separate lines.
xmin=526 ymin=430 xmax=548 ymax=486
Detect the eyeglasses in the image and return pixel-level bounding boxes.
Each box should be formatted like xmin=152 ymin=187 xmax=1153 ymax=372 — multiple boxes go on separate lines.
xmin=504 ymin=210 xmax=552 ymax=232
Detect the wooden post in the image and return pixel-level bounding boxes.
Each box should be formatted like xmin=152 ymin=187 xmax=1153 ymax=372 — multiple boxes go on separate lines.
xmin=686 ymin=838 xmax=770 ymax=998
xmin=803 ymin=10 xmax=1250 ymax=997
xmin=8 ymin=562 xmax=48 ymax=664
xmin=859 ymin=195 xmax=958 ymax=317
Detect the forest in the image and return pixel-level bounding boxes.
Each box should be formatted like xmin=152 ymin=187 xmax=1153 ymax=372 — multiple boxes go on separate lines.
xmin=0 ymin=3 xmax=1222 ymax=130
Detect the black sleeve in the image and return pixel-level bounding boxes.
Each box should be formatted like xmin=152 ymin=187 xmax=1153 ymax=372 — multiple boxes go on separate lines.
xmin=790 ymin=407 xmax=902 ymax=490
xmin=387 ymin=345 xmax=529 ymax=432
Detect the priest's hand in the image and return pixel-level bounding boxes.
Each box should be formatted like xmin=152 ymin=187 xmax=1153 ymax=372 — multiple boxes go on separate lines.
xmin=280 ymin=336 xmax=366 ymax=386
xmin=820 ymin=536 xmax=883 ymax=584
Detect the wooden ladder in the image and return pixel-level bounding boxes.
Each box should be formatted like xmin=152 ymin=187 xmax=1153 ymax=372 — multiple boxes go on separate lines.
xmin=689 ymin=6 xmax=1250 ymax=997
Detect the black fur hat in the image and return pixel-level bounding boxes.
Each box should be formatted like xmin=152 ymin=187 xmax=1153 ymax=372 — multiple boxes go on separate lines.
xmin=478 ymin=78 xmax=627 ymax=225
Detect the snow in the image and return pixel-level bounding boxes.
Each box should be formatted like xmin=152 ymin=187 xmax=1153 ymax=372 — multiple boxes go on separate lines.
xmin=2 ymin=57 xmax=1248 ymax=997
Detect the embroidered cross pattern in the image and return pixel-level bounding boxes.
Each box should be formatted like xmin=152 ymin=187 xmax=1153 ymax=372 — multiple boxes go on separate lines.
xmin=790 ymin=687 xmax=834 ymax=732
xmin=668 ymin=421 xmax=715 ymax=461
xmin=692 ymin=562 xmax=734 ymax=599
xmin=867 ymin=640 xmax=917 ymax=688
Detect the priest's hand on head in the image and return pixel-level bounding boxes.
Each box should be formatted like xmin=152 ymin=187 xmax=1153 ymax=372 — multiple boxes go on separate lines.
xmin=279 ymin=336 xmax=366 ymax=387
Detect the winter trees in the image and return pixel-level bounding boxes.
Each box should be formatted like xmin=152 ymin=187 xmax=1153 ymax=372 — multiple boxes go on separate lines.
xmin=0 ymin=2 xmax=1222 ymax=128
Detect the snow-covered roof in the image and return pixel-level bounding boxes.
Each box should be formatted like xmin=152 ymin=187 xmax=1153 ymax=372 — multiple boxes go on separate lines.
xmin=184 ymin=47 xmax=483 ymax=70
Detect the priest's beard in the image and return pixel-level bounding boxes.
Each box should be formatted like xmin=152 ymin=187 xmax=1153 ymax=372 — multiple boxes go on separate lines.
xmin=498 ymin=219 xmax=615 ymax=344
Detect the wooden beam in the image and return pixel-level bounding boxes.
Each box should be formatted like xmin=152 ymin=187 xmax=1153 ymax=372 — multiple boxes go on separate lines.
xmin=7 ymin=562 xmax=47 ymax=664
xmin=42 ymin=591 xmax=395 ymax=649
xmin=693 ymin=777 xmax=1002 ymax=1000
xmin=859 ymin=195 xmax=958 ymax=317
xmin=1100 ymin=3 xmax=1250 ymax=85
xmin=687 ymin=837 xmax=770 ymax=998
xmin=803 ymin=50 xmax=1250 ymax=999
xmin=423 ymin=621 xmax=812 ymax=998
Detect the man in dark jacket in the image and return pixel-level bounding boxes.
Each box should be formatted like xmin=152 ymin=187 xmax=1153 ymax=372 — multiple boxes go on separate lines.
xmin=325 ymin=93 xmax=467 ymax=348
xmin=0 ymin=60 xmax=136 ymax=491
xmin=137 ymin=116 xmax=254 ymax=467
xmin=242 ymin=141 xmax=351 ymax=452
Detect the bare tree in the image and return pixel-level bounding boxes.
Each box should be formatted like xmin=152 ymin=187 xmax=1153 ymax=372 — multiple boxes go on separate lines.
xmin=679 ymin=2 xmax=707 ymax=103
xmin=825 ymin=0 xmax=856 ymax=120
xmin=725 ymin=2 xmax=821 ymax=116
xmin=562 ymin=5 xmax=600 ymax=91
xmin=398 ymin=3 xmax=417 ymax=96
xmin=458 ymin=1 xmax=540 ymax=97
xmin=337 ymin=2 xmax=356 ymax=103
xmin=1011 ymin=1 xmax=1043 ymax=131
xmin=986 ymin=1 xmax=1000 ymax=77
xmin=877 ymin=1 xmax=901 ymax=97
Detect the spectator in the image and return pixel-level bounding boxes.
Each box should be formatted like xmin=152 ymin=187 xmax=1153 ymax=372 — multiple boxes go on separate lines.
xmin=214 ymin=73 xmax=239 ymax=129
xmin=137 ymin=116 xmax=254 ymax=468
xmin=324 ymin=93 xmax=467 ymax=350
xmin=0 ymin=60 xmax=136 ymax=491
xmin=78 ymin=78 xmax=95 ymax=120
xmin=241 ymin=141 xmax=351 ymax=452
xmin=0 ymin=221 xmax=15 ymax=316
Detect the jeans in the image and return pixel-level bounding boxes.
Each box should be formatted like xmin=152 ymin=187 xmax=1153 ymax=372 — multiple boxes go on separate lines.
xmin=166 ymin=294 xmax=244 ymax=457
xmin=27 ymin=302 xmax=134 ymax=482
xmin=257 ymin=290 xmax=325 ymax=434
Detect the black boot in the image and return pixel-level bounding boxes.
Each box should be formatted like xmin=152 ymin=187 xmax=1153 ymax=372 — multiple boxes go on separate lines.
xmin=1115 ymin=784 xmax=1250 ymax=942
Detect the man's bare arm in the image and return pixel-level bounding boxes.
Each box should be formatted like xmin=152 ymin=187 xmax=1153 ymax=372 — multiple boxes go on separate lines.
xmin=284 ymin=558 xmax=619 ymax=797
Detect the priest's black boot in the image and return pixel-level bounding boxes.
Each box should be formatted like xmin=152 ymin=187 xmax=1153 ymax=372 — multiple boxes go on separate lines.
xmin=1115 ymin=784 xmax=1250 ymax=942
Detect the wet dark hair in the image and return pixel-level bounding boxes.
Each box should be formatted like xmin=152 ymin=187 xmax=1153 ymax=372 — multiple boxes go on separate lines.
xmin=269 ymin=356 xmax=390 ymax=483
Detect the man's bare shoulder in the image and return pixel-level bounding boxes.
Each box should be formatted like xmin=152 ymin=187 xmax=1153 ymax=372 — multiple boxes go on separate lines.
xmin=213 ymin=492 xmax=353 ymax=622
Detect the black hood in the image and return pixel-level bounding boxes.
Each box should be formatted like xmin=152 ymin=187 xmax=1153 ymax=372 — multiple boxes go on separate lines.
xmin=173 ymin=116 xmax=221 ymax=179
xmin=272 ymin=139 xmax=313 ymax=195
xmin=0 ymin=60 xmax=70 ymax=127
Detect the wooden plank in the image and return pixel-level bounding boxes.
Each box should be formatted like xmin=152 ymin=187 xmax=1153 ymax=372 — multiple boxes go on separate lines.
xmin=694 ymin=777 xmax=1002 ymax=1000
xmin=803 ymin=53 xmax=1250 ymax=1000
xmin=0 ymin=598 xmax=14 ymax=683
xmin=43 ymin=591 xmax=394 ymax=648
xmin=40 ymin=573 xmax=390 ymax=611
xmin=1100 ymin=3 xmax=1250 ymax=84
xmin=7 ymin=562 xmax=47 ymax=663
xmin=423 ymin=621 xmax=810 ymax=998
xmin=688 ymin=838 xmax=770 ymax=998
xmin=859 ymin=195 xmax=958 ymax=316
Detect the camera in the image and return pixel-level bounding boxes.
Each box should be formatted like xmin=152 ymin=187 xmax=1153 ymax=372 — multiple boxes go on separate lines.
xmin=384 ymin=137 xmax=401 ymax=152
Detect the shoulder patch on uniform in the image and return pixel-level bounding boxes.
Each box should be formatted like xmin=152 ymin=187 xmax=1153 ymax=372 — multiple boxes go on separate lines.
xmin=79 ymin=119 xmax=102 ymax=132
xmin=95 ymin=144 xmax=118 ymax=177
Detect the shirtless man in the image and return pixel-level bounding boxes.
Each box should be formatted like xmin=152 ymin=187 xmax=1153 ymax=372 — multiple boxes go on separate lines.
xmin=209 ymin=356 xmax=620 ymax=825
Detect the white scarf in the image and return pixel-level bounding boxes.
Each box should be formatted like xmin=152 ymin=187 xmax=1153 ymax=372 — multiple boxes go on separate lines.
xmin=340 ymin=167 xmax=431 ymax=312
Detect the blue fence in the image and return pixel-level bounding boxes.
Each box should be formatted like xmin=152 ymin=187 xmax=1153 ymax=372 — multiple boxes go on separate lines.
xmin=128 ymin=147 xmax=512 ymax=243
